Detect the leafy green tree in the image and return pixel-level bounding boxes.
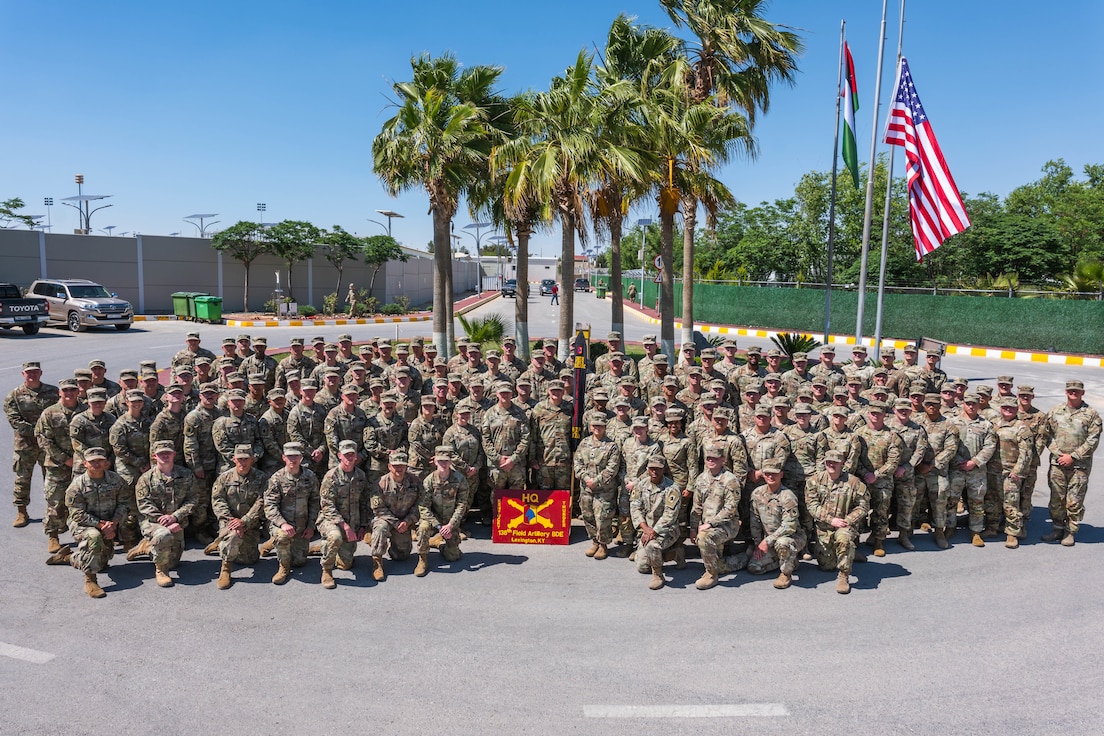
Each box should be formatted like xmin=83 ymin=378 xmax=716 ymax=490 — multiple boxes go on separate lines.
xmin=0 ymin=197 xmax=36 ymax=229
xmin=211 ymin=221 xmax=269 ymax=312
xmin=265 ymin=220 xmax=321 ymax=302
xmin=363 ymin=234 xmax=407 ymax=298
xmin=319 ymin=225 xmax=364 ymax=296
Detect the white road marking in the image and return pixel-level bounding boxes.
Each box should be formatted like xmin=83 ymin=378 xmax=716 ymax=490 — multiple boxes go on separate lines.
xmin=0 ymin=641 xmax=55 ymax=664
xmin=584 ymin=704 xmax=789 ymax=718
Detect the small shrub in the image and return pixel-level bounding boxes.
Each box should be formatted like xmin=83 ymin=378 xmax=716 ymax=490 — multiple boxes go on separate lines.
xmin=298 ymin=305 xmax=318 ymax=317
xmin=395 ymin=295 xmax=411 ymax=313
xmin=322 ymin=293 xmax=338 ymax=316
xmin=770 ymin=332 xmax=822 ymax=360
xmin=352 ymin=296 xmax=378 ymax=317
xmin=381 ymin=303 xmax=404 ymax=316
xmin=589 ymin=342 xmax=609 ymax=360
xmin=262 ymin=299 xmax=276 ymax=314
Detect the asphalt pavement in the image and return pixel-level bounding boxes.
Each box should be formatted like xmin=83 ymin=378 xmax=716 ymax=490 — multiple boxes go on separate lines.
xmin=0 ymin=302 xmax=1102 ymax=735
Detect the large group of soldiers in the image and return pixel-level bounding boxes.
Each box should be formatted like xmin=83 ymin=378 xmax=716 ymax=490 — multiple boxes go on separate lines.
xmin=5 ymin=329 xmax=1100 ymax=599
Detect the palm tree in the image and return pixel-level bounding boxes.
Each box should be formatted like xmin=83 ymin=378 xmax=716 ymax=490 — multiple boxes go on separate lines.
xmin=661 ymin=0 xmax=802 ymax=343
xmin=373 ymin=53 xmax=505 ymax=357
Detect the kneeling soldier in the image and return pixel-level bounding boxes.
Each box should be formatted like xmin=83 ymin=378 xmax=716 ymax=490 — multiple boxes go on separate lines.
xmin=690 ymin=443 xmax=741 ymax=590
xmin=211 ymin=444 xmax=268 ymax=589
xmin=747 ymin=461 xmax=806 ymax=589
xmin=264 ymin=442 xmax=321 ymax=584
xmin=630 ymin=456 xmax=681 ymax=590
xmin=318 ymin=440 xmax=371 ymax=589
xmin=415 ymin=447 xmax=470 ymax=577
xmin=806 ymin=449 xmax=869 ymax=594
xmin=136 ymin=440 xmax=199 ymax=587
xmin=370 ymin=450 xmax=420 ymax=581
xmin=65 ymin=447 xmax=128 ymax=598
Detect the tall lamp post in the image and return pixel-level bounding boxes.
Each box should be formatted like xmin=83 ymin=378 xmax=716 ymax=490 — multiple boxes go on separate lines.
xmin=44 ymin=197 xmax=53 ymax=230
xmin=256 ymin=203 xmax=266 ymax=224
xmin=369 ymin=209 xmax=404 ymax=237
xmin=184 ymin=214 xmax=220 ymax=237
xmin=636 ymin=218 xmax=652 ymax=306
xmin=61 ymin=174 xmax=112 ymax=234
xmin=487 ymin=234 xmax=509 ymax=287
xmin=462 ymin=222 xmax=493 ymax=285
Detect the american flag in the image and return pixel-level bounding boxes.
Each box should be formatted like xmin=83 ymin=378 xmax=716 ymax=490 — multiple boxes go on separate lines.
xmin=884 ymin=58 xmax=970 ymax=260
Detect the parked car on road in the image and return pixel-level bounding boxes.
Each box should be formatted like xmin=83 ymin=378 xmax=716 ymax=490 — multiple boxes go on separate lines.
xmin=0 ymin=282 xmax=50 ymax=335
xmin=501 ymin=279 xmax=518 ymax=298
xmin=539 ymin=279 xmax=557 ymax=296
xmin=573 ymin=277 xmax=592 ymax=292
xmin=28 ymin=278 xmax=134 ymax=332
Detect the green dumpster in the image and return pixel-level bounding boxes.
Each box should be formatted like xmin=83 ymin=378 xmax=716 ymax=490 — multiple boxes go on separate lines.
xmin=193 ymin=296 xmax=223 ymax=324
xmin=171 ymin=292 xmax=195 ymax=319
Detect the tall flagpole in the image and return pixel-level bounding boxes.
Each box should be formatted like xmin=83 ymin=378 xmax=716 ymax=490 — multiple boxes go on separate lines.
xmin=873 ymin=0 xmax=907 ymax=349
xmin=823 ymin=20 xmax=846 ymax=342
xmin=854 ymin=0 xmax=890 ymax=346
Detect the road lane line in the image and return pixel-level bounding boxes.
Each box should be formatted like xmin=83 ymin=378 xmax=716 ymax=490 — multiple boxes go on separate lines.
xmin=584 ymin=704 xmax=789 ymax=718
xmin=0 ymin=641 xmax=56 ymax=664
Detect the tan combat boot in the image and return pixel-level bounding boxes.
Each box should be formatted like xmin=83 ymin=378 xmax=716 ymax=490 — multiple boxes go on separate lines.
xmin=13 ymin=505 xmax=29 ymax=528
xmin=933 ymin=528 xmax=949 ymax=549
xmin=1061 ymin=532 xmax=1076 ymax=547
xmin=45 ymin=546 xmax=72 ymax=565
xmin=271 ymin=563 xmax=291 ymax=585
xmin=1005 ymin=534 xmax=1019 ymax=549
xmin=673 ymin=545 xmax=687 ymax=570
xmin=204 ymin=539 xmax=221 ymax=556
xmin=428 ymin=533 xmax=444 ymax=549
xmin=695 ymin=567 xmax=718 ymax=590
xmin=982 ymin=527 xmax=1000 ymax=539
xmin=414 ymin=553 xmax=429 ymax=577
xmin=773 ymin=571 xmax=792 ymax=590
xmin=898 ymin=529 xmax=915 ymax=551
xmin=1041 ymin=528 xmax=1064 ymax=542
xmin=971 ymin=533 xmax=985 ymax=547
xmin=649 ymin=564 xmax=665 ymax=590
xmin=593 ymin=543 xmax=609 ymax=560
xmin=259 ymin=538 xmax=276 ymax=557
xmin=154 ymin=565 xmax=174 ymax=588
xmin=836 ymin=571 xmax=851 ymax=594
xmin=308 ymin=542 xmax=323 ymax=556
xmin=84 ymin=573 xmax=106 ymax=599
xmin=614 ymin=543 xmax=632 ymax=558
xmin=335 ymin=557 xmax=354 ymax=571
xmin=217 ymin=560 xmax=233 ymax=590
xmin=321 ymin=565 xmax=336 ymax=589
xmin=584 ymin=541 xmax=599 ymax=557
xmin=372 ymin=555 xmax=385 ymax=582
xmin=126 ymin=538 xmax=151 ymax=561
xmin=47 ymin=532 xmax=61 ymax=554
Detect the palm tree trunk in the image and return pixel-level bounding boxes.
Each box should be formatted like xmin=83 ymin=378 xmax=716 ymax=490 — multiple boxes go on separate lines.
xmin=681 ymin=197 xmax=697 ymax=346
xmin=558 ymin=210 xmax=576 ymax=363
xmin=515 ymin=227 xmax=530 ymax=359
xmin=659 ymin=210 xmax=675 ymax=360
xmin=609 ymin=215 xmax=624 ymax=336
xmin=445 ymin=255 xmax=455 ymax=353
xmin=432 ymin=208 xmax=450 ymax=358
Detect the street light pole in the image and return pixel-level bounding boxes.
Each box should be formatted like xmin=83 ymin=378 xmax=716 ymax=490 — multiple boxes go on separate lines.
xmin=463 ymin=222 xmax=493 ymax=286
xmin=374 ymin=209 xmax=404 ymax=238
xmin=256 ymin=203 xmax=266 ymax=224
xmin=44 ymin=197 xmax=53 ymax=230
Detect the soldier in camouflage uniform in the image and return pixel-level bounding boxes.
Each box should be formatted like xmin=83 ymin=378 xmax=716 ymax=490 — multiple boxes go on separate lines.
xmin=1041 ymin=380 xmax=1101 ymax=546
xmin=630 ymin=456 xmax=682 ymax=590
xmin=780 ymin=352 xmax=813 ymax=397
xmin=888 ymin=398 xmax=929 ymax=551
xmin=5 ymin=361 xmax=59 ymax=527
xmin=1015 ymin=385 xmax=1047 ymax=517
xmin=822 ymin=406 xmax=861 ymax=474
xmin=69 ymin=388 xmax=115 ymax=476
xmin=105 ymin=368 xmax=141 ymax=419
xmin=317 ymin=440 xmax=371 ymax=588
xmin=783 ymin=403 xmax=827 ymax=545
xmin=181 ymin=382 xmax=223 ymax=540
xmin=992 ymin=398 xmax=1034 ymax=549
xmin=690 ymin=443 xmax=741 ymax=590
xmin=212 ymin=388 xmax=264 ymax=476
xmin=364 ymin=392 xmax=409 ymax=487
xmin=65 ymin=447 xmax=129 ymax=598
xmin=324 ymin=384 xmax=369 ymax=469
xmin=36 ymin=377 xmax=84 ymax=558
xmin=172 ymin=331 xmax=218 ymax=370
xmin=109 ymin=389 xmax=152 ymax=550
xmin=407 ymin=396 xmax=445 ymax=485
xmin=240 ymin=335 xmax=278 ymax=392
xmin=286 ymin=380 xmax=329 ymax=474
xmin=747 ymin=462 xmax=805 ymax=589
xmin=854 ymin=401 xmax=904 ymax=556
xmin=264 ymin=442 xmax=321 ymax=584
xmin=370 ymin=450 xmax=421 ymax=580
xmin=258 ymin=389 xmax=288 ymax=473
xmin=243 ymin=374 xmax=269 ymax=419
xmin=949 ymin=393 xmax=997 ymax=547
xmin=915 ymin=393 xmax=959 ymax=549
xmin=415 ymin=448 xmax=470 ymax=576
xmin=573 ymin=416 xmax=621 ymax=560
xmin=499 ymin=337 xmax=526 ymax=382
xmin=211 ymin=444 xmax=268 ymax=589
xmin=136 ymin=441 xmax=199 ymax=587
xmin=528 ymin=380 xmax=573 ymax=491
xmin=808 ymin=345 xmax=846 ymax=395
xmin=806 ymin=450 xmax=869 ymax=594
xmin=480 ymin=383 xmax=531 ymax=522
xmin=275 ymin=337 xmax=316 ymax=392
xmin=617 ymin=416 xmax=663 ymax=558
xmin=443 ymin=400 xmax=483 ymax=510
xmin=149 ymin=384 xmax=187 ymax=466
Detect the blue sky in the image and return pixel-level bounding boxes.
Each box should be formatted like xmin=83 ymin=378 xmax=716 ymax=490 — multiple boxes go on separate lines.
xmin=3 ymin=1 xmax=1102 ymax=255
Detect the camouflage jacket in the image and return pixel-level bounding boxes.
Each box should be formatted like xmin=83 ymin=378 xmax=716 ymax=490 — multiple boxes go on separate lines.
xmin=319 ymin=465 xmax=371 ymax=529
xmin=742 ymin=426 xmax=792 ymax=477
xmin=419 ymin=468 xmax=470 ymax=528
xmin=619 ymin=435 xmax=662 ymax=486
xmin=1045 ymin=402 xmax=1102 ymax=468
xmin=324 ymin=404 xmax=369 ymax=467
xmin=630 ymin=476 xmax=681 ymax=539
xmin=372 ymin=473 xmax=421 ymax=528
xmin=994 ymin=417 xmax=1033 ymax=477
xmin=889 ymin=418 xmax=930 ymax=471
xmin=529 ymin=400 xmax=573 ymax=466
xmin=149 ymin=408 xmax=186 ymax=464
xmin=854 ymin=425 xmax=904 ymax=481
xmin=441 ymin=423 xmax=483 ymax=476
xmin=659 ymin=431 xmax=694 ymax=491
xmin=572 ymin=435 xmax=621 ymax=492
xmin=951 ymin=414 xmax=997 ymax=467
xmin=363 ymin=412 xmax=409 ymax=472
xmin=407 ymin=415 xmax=445 ymax=471
xmin=183 ymin=404 xmax=224 ymax=473
xmin=917 ymin=414 xmax=958 ymax=473
xmin=783 ymin=423 xmax=827 ymax=475
xmin=481 ymin=403 xmax=531 ymax=469
xmin=36 ymin=400 xmax=85 ymax=468
xmin=66 ymin=470 xmax=129 ymax=530
xmin=690 ymin=468 xmax=740 ymax=538
xmin=5 ymin=382 xmax=59 ymax=449
xmin=211 ymin=467 xmax=268 ymax=527
xmin=70 ymin=409 xmax=117 ymax=473
xmin=264 ymin=467 xmax=320 ymax=531
xmin=286 ymin=401 xmax=329 ymax=468
xmin=212 ymin=413 xmax=264 ymax=473
xmin=750 ymin=484 xmax=802 ymax=545
xmin=109 ymin=413 xmax=152 ymax=483
xmin=136 ymin=465 xmax=199 ymax=524
xmin=805 ymin=470 xmax=869 ymax=530
xmin=258 ymin=407 xmax=287 ymax=472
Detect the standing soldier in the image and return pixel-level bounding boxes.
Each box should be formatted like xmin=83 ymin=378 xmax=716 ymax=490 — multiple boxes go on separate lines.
xmin=480 ymin=382 xmax=530 ymax=522
xmin=781 ymin=352 xmax=813 ymax=397
xmin=258 ymin=389 xmax=289 ymax=473
xmin=212 ymin=389 xmax=264 ymax=476
xmin=286 ymin=380 xmax=328 ymax=474
xmin=36 ymin=377 xmax=84 ymax=560
xmin=241 ymin=336 xmax=278 ymax=392
xmin=407 ymin=397 xmax=445 ymax=485
xmin=415 ymin=448 xmax=470 ymax=576
xmin=369 ymin=450 xmax=420 ymax=581
xmin=1015 ymin=385 xmax=1047 ymax=518
xmin=363 ymin=392 xmax=409 ymax=488
xmin=149 ymin=384 xmax=187 ymax=464
xmin=915 ymin=393 xmax=960 ymax=549
xmin=65 ymin=447 xmax=129 ymax=598
xmin=264 ymin=442 xmax=321 ymax=584
xmin=323 ymin=384 xmax=368 ymax=469
xmin=183 ymin=382 xmax=223 ymax=541
xmin=747 ymin=462 xmax=805 ymax=589
xmin=529 ymin=380 xmax=573 ymax=490
xmin=317 ymin=440 xmax=371 ymax=589
xmin=172 ymin=331 xmax=218 ymax=370
xmin=109 ymin=389 xmax=152 ymax=553
xmin=1042 ymin=380 xmax=1101 ymax=546
xmin=806 ymin=450 xmax=870 ymax=594
xmin=808 ymin=345 xmax=846 ymax=395
xmin=70 ymin=388 xmax=116 ymax=475
xmin=442 ymin=400 xmax=484 ymax=514
xmin=6 ymin=361 xmax=59 ymax=527
xmin=499 ymin=337 xmax=526 ymax=381
xmin=275 ymin=337 xmax=316 ymax=392
xmin=617 ymin=416 xmax=664 ymax=559
xmin=949 ymin=393 xmax=997 ymax=548
xmin=629 ymin=456 xmax=682 ymax=590
xmin=211 ymin=445 xmax=268 ymax=589
xmin=920 ymin=348 xmax=948 ymax=394
xmin=690 ymin=443 xmax=741 ymax=590
xmin=993 ymin=398 xmax=1034 ymax=549
xmin=888 ymin=398 xmax=929 ymax=551
xmin=854 ymin=401 xmax=904 ymax=557
xmin=135 ymin=441 xmax=199 ymax=587
xmin=573 ymin=416 xmax=621 ymax=560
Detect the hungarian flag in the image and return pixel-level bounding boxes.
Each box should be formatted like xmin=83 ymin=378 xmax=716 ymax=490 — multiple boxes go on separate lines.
xmin=841 ymin=41 xmax=860 ymax=188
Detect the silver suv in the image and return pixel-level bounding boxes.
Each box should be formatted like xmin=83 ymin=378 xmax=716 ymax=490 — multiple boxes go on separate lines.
xmin=28 ymin=278 xmax=133 ymax=332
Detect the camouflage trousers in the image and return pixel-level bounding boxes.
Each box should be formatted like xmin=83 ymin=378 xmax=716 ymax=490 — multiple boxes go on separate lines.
xmin=417 ymin=520 xmax=461 ymax=560
xmin=916 ymin=470 xmax=952 ymax=529
xmin=617 ymin=483 xmax=636 ymax=549
xmin=140 ymin=522 xmax=185 ymax=569
xmin=634 ymin=532 xmax=677 ymax=573
xmin=867 ymin=477 xmax=895 ymax=541
xmin=112 ymin=479 xmax=142 ymax=546
xmin=1000 ymin=472 xmax=1027 ymax=538
xmin=370 ymin=518 xmax=413 ymax=561
xmin=68 ymin=526 xmax=115 ymax=574
xmin=534 ymin=464 xmax=571 ymax=491
xmin=1021 ymin=459 xmax=1040 ymax=520
xmin=488 ymin=464 xmax=527 ymax=492
xmin=1048 ymin=461 xmax=1092 ymax=535
xmin=696 ymin=525 xmax=736 ymax=569
xmin=270 ymin=527 xmax=311 ymax=568
xmin=950 ymin=467 xmax=988 ymax=533
xmin=813 ymin=526 xmax=858 ymax=575
xmin=984 ymin=461 xmax=1004 ymax=530
xmin=318 ymin=521 xmax=358 ymax=569
xmin=747 ymin=533 xmax=806 ymax=575
xmin=219 ymin=524 xmax=262 ymax=565
xmin=12 ymin=445 xmax=44 ymax=507
xmin=891 ymin=468 xmax=917 ymax=532
xmin=191 ymin=470 xmax=216 ymax=532
xmin=43 ymin=466 xmax=73 ymax=535
xmin=579 ymin=486 xmax=616 ymax=545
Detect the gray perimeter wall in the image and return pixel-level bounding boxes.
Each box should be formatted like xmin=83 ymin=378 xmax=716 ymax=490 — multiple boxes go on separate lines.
xmin=0 ymin=231 xmax=479 ymax=314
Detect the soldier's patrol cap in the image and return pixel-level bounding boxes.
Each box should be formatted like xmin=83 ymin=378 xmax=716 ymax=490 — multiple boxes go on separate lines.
xmin=996 ymin=375 xmax=1014 ymax=385
xmin=300 ymin=379 xmax=318 ymax=391
xmin=227 ymin=372 xmax=245 ymax=383
xmin=22 ymin=361 xmax=41 ymax=371
xmin=880 ymin=347 xmax=896 ymax=357
xmin=820 ymin=344 xmax=836 ymax=355
xmin=358 ymin=343 xmax=374 ymax=354
xmin=764 ymin=372 xmax=782 ymax=382
xmin=324 ymin=367 xmax=342 ymax=377
xmin=236 ymin=334 xmax=251 ymax=342
xmin=320 ymin=342 xmax=337 ymax=353
xmin=646 ymin=456 xmax=667 ymax=469
xmin=152 ymin=440 xmax=176 ymax=454
xmin=248 ymin=336 xmax=265 ymax=346
xmin=743 ymin=345 xmax=761 ymax=356
xmin=828 ymin=405 xmax=850 ymax=417
xmin=704 ymin=443 xmax=725 ymax=459
xmin=662 ymin=375 xmax=680 ymax=387
xmin=908 ymin=382 xmax=927 ymax=396
xmin=765 ymin=348 xmax=783 ymax=358
xmin=425 ymin=343 xmax=438 ymax=353
xmin=810 ymin=378 xmax=828 ymax=388
xmin=796 ymin=387 xmax=814 ymax=399
xmin=420 ymin=395 xmax=437 ymax=407
xmin=867 ymin=400 xmax=887 ymax=413
xmin=516 ymin=376 xmax=533 ymax=386
xmin=368 ymin=378 xmax=386 ymax=389
xmin=607 ymin=331 xmax=622 ymax=340
xmin=851 ymin=345 xmax=867 ymax=355
xmin=923 ymin=393 xmax=941 ymax=405
xmin=285 ymin=371 xmax=302 ymax=382
xmin=642 ymin=335 xmax=657 ymax=345
xmin=870 ymin=386 xmax=889 ymax=397
xmin=792 ymin=352 xmax=808 ymax=361
xmin=340 ymin=383 xmax=360 ymax=396
xmin=433 ymin=357 xmax=449 ymax=368
xmin=388 ymin=450 xmax=409 ymax=465
xmin=173 ymin=365 xmax=194 ymax=378
xmin=589 ymin=415 xmax=608 ymax=426
xmin=664 ymin=408 xmax=684 ymax=422
xmin=743 ymin=383 xmax=762 ymax=395
xmin=824 ymin=450 xmax=846 ymax=464
xmin=84 ymin=446 xmax=108 ymax=461
xmin=433 ymin=378 xmax=448 ymax=388
xmin=164 ymin=384 xmax=185 ymax=396
xmin=611 ymin=397 xmax=630 ymax=409
xmin=700 ymin=395 xmax=718 ymax=407
xmin=548 ymin=380 xmax=566 ymax=391
xmin=410 ymin=336 xmax=425 ymax=346
xmin=846 ymin=376 xmax=863 ymax=386
xmin=832 ymin=387 xmax=849 ymax=398
xmin=184 ymin=331 xmax=201 ymax=340
xmin=347 ymin=361 xmax=367 ymax=372
xmin=447 ymin=372 xmax=463 ymax=382
xmin=618 ymin=376 xmax=637 ymax=386
xmin=680 ymin=342 xmax=696 ymax=352
xmin=464 ymin=344 xmax=481 ymax=355
xmin=232 ymin=444 xmax=254 ymax=459
xmin=434 ymin=446 xmax=455 ymax=461
xmin=753 ymin=405 xmax=771 ymax=417
xmin=872 ymin=368 xmax=889 ymax=377
xmin=997 ymin=397 xmax=1018 ymax=409
xmin=248 ymin=374 xmax=266 ymax=385
xmin=337 ymin=333 xmax=352 ymax=342
xmin=141 ymin=370 xmax=159 ymax=381
xmin=222 ymin=337 xmax=236 ymax=346
xmin=631 ymin=416 xmax=649 ymax=428
xmin=772 ymin=397 xmax=792 ymax=408
xmin=380 ymin=391 xmax=398 ymax=403
xmin=227 ymin=388 xmax=246 ymax=400
xmin=761 ymin=461 xmax=782 ymax=474
xmin=1016 ymin=385 xmax=1034 ymax=396
xmin=338 ymin=440 xmax=358 ymax=455
xmin=500 ymin=336 xmax=515 ymax=346
xmin=494 ymin=382 xmax=514 ymax=395
xmin=593 ymin=389 xmax=609 ymax=400
xmin=312 ymin=336 xmax=326 ymax=345
xmin=707 ymin=379 xmax=725 ymax=391
xmin=700 ymin=349 xmax=717 ymax=360
xmin=74 ymin=369 xmax=93 ymax=380
xmin=289 ymin=337 xmax=305 ymax=346
xmin=714 ymin=407 xmax=733 ymax=421
xmin=486 ymin=349 xmax=501 ymax=360
xmin=649 ymin=396 xmax=667 ymax=408
xmin=653 ymin=355 xmax=669 ymax=364
xmin=793 ymin=403 xmax=814 ymax=415
xmin=962 ymin=393 xmax=980 ymax=403
xmin=266 ymin=388 xmax=286 ymax=401
xmin=976 ymin=385 xmax=993 ymax=396
xmin=125 ymin=389 xmax=146 ymax=402
xmin=195 ymin=356 xmax=213 ymax=367
xmin=894 ymin=398 xmax=913 ymax=411
xmin=469 ymin=380 xmax=487 ymax=392
xmin=925 ymin=346 xmax=944 ymax=356
xmin=608 ymin=351 xmax=624 ymax=362
xmin=87 ymin=388 xmax=108 ymax=402
xmin=393 ymin=344 xmax=408 ymax=355
xmin=282 ymin=442 xmax=304 ymax=456
xmin=119 ymin=368 xmax=138 ymax=378
xmin=87 ymin=359 xmax=106 ymax=369
xmin=1066 ymin=380 xmax=1085 ymax=391
xmin=198 ymin=382 xmax=219 ymax=394
xmin=952 ymin=377 xmax=968 ymax=388
xmin=687 ymin=366 xmax=702 ymax=377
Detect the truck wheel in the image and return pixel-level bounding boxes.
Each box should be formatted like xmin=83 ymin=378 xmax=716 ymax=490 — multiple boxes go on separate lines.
xmin=21 ymin=323 xmax=40 ymax=336
xmin=67 ymin=312 xmax=85 ymax=333
xmin=115 ymin=323 xmax=131 ymax=331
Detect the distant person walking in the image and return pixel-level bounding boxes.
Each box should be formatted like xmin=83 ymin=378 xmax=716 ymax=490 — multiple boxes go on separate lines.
xmin=550 ymin=283 xmax=559 ymax=306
